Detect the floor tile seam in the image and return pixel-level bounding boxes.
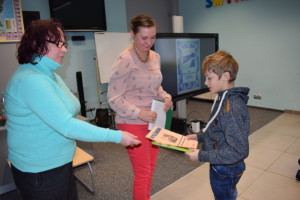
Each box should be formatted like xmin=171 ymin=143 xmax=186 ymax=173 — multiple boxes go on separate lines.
xmin=190 ymin=173 xmax=210 ymax=183
xmin=280 ymin=132 xmax=300 ymax=139
xmin=245 ymin=162 xmax=271 ymax=172
xmin=263 ymin=169 xmax=299 ymax=182
xmin=249 ymin=141 xmax=291 ymax=153
xmin=266 ymin=150 xmax=286 ymax=169
xmin=250 ymin=127 xmax=298 ymax=138
xmin=285 ymin=151 xmax=300 ymax=157
xmin=238 ymin=168 xmax=265 ymax=198
xmin=266 ymin=151 xmax=299 ymax=176
xmin=151 ymin=163 xmax=208 ymax=197
xmin=279 ymin=150 xmax=300 ymax=158
xmin=248 ymin=137 xmax=298 ymax=148
xmin=284 ymin=140 xmax=300 ymax=156
xmin=240 ymin=165 xmax=298 ymax=197
xmin=245 ymin=150 xmax=284 ymax=171
xmin=265 ymin=168 xmax=299 ymax=180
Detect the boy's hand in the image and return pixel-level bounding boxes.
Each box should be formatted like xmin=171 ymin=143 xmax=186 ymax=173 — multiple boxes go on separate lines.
xmin=185 ymin=149 xmax=199 ymax=161
xmin=186 ymin=134 xmax=197 ymax=141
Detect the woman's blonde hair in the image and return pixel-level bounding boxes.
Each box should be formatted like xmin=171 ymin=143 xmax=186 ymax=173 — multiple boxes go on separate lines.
xmin=130 ymin=14 xmax=157 ymax=34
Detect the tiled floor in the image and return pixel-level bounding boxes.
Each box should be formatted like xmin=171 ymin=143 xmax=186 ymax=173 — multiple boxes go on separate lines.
xmin=151 ymin=113 xmax=300 ymax=200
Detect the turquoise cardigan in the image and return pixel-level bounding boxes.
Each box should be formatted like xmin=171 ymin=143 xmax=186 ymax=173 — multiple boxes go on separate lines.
xmin=5 ymin=56 xmax=122 ymax=173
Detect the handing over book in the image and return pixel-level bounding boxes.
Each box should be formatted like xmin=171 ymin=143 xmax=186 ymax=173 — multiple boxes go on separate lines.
xmin=146 ymin=126 xmax=198 ymax=149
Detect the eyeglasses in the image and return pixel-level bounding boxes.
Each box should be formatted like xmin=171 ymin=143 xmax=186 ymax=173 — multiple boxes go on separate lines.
xmin=46 ymin=40 xmax=68 ymax=48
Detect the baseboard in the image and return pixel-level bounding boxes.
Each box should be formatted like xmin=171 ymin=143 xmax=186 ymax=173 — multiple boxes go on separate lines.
xmin=284 ymin=109 xmax=300 ymax=115
xmin=247 ymin=105 xmax=283 ymax=112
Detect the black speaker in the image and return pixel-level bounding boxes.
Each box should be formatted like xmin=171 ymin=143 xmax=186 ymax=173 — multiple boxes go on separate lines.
xmin=76 ymin=72 xmax=86 ymax=117
xmin=95 ymin=109 xmax=109 ymax=128
xmin=22 ymin=11 xmax=40 ymax=29
xmin=71 ymin=36 xmax=85 ymax=41
xmin=171 ymin=117 xmax=187 ymax=135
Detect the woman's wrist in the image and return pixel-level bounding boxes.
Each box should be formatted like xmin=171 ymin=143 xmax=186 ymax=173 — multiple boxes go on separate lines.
xmin=163 ymin=97 xmax=171 ymax=102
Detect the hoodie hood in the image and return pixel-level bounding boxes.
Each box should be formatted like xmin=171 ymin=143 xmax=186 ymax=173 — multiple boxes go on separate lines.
xmin=222 ymin=87 xmax=250 ymax=104
xmin=203 ymin=87 xmax=250 ymax=132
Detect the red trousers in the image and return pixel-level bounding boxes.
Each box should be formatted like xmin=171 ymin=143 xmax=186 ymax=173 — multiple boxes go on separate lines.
xmin=118 ymin=124 xmax=159 ymax=200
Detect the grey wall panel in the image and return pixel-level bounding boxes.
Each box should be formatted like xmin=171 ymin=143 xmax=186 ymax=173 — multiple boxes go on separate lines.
xmin=125 ymin=0 xmax=179 ymax=33
xmin=0 ymin=43 xmax=19 ymax=91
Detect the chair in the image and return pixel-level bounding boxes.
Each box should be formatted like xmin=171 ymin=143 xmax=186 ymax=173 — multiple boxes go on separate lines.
xmin=8 ymin=147 xmax=95 ymax=194
xmin=72 ymin=147 xmax=95 ymax=194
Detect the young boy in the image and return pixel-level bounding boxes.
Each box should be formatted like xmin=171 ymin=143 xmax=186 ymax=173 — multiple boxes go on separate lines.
xmin=186 ymin=50 xmax=250 ymax=200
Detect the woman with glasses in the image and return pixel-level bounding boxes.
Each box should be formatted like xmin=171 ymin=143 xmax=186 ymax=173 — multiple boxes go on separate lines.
xmin=4 ymin=19 xmax=140 ymax=200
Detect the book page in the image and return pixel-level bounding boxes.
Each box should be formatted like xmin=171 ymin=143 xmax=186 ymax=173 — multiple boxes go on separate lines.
xmin=146 ymin=126 xmax=198 ymax=149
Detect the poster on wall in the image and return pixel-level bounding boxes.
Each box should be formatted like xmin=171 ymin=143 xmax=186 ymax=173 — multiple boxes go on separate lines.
xmin=176 ymin=39 xmax=201 ymax=95
xmin=0 ymin=0 xmax=24 ymax=42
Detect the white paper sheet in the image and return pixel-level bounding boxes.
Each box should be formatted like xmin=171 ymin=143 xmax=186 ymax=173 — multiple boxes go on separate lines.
xmin=148 ymin=99 xmax=166 ymax=130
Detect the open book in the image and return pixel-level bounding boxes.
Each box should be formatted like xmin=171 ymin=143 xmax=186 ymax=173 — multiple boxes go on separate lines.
xmin=146 ymin=126 xmax=198 ymax=152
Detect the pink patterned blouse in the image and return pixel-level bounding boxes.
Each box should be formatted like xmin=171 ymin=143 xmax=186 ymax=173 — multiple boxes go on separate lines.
xmin=107 ymin=47 xmax=171 ymax=125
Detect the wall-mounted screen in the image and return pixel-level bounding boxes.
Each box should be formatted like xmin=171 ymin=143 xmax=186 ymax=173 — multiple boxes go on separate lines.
xmin=153 ymin=33 xmax=219 ymax=102
xmin=48 ymin=0 xmax=107 ymax=31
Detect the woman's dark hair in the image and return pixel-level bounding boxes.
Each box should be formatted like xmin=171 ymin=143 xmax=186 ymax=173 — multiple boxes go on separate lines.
xmin=17 ymin=18 xmax=65 ymax=64
xmin=130 ymin=14 xmax=157 ymax=34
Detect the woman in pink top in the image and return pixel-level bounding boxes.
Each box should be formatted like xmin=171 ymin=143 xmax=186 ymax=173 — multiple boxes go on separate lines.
xmin=107 ymin=14 xmax=173 ymax=200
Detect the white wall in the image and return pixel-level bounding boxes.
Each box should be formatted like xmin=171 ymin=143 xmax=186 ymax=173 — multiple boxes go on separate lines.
xmin=179 ymin=0 xmax=300 ymax=111
xmin=2 ymin=0 xmax=297 ymax=115
xmin=0 ymin=0 xmax=128 ymax=119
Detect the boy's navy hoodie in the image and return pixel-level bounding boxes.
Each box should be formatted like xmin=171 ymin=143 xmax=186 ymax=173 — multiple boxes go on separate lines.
xmin=197 ymin=87 xmax=250 ymax=165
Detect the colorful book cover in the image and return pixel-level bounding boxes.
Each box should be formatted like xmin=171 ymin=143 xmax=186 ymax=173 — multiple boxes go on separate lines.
xmin=152 ymin=141 xmax=192 ymax=152
xmin=146 ymin=126 xmax=198 ymax=151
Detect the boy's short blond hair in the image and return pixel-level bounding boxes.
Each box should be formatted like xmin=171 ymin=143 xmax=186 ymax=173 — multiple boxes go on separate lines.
xmin=202 ymin=50 xmax=239 ymax=82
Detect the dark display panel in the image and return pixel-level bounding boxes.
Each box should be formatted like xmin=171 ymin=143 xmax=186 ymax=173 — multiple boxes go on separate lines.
xmin=154 ymin=33 xmax=218 ymax=101
xmin=49 ymin=0 xmax=107 ymax=31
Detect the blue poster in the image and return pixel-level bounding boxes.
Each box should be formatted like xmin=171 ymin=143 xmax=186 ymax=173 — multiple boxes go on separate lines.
xmin=176 ymin=39 xmax=201 ymax=94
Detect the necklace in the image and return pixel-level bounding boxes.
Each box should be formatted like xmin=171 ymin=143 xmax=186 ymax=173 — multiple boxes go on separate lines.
xmin=134 ymin=46 xmax=149 ymax=63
